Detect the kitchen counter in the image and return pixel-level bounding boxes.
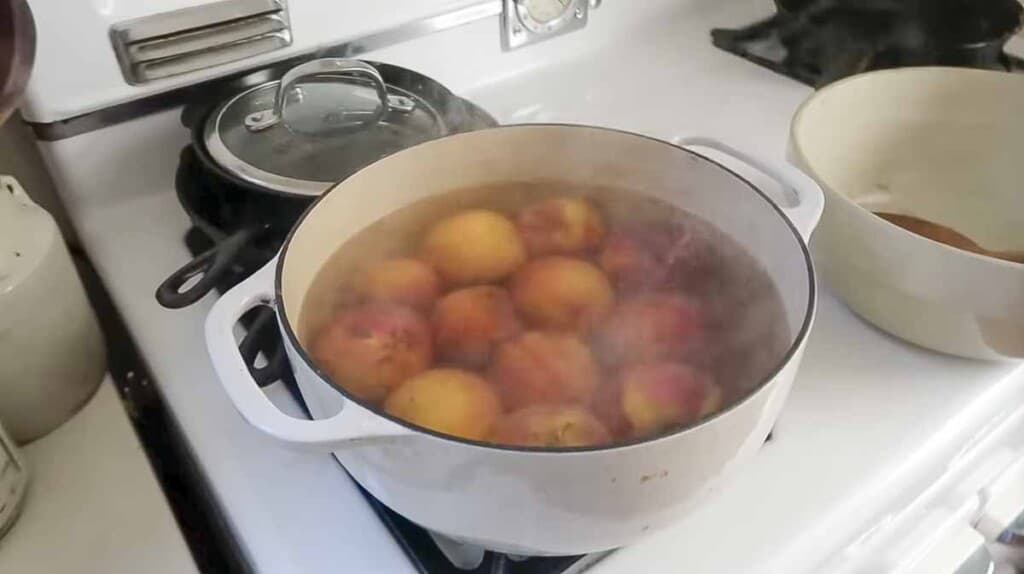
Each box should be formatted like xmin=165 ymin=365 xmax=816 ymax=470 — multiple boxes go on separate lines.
xmin=0 ymin=378 xmax=197 ymax=574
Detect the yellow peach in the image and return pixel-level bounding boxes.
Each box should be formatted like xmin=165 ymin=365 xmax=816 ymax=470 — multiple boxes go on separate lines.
xmin=356 ymin=258 xmax=441 ymax=311
xmin=490 ymin=405 xmax=611 ymax=447
xmin=384 ymin=369 xmax=503 ymax=441
xmin=510 ymin=256 xmax=614 ymax=333
xmin=422 ymin=209 xmax=527 ymax=285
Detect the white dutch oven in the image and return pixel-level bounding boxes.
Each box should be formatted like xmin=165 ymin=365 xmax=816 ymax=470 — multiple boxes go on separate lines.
xmin=206 ymin=125 xmax=823 ymax=555
xmin=791 ymin=68 xmax=1024 ymax=360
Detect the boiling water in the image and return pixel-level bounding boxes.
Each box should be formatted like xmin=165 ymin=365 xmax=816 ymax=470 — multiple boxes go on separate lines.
xmin=298 ymin=182 xmax=791 ymax=441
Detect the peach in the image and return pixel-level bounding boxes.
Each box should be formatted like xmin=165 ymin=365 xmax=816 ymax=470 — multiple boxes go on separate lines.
xmin=510 ymin=256 xmax=614 ymax=333
xmin=516 ymin=196 xmax=606 ymax=256
xmin=421 ymin=209 xmax=527 ymax=285
xmin=491 ymin=331 xmax=600 ymax=409
xmin=594 ymin=293 xmax=705 ymax=367
xmin=490 ymin=405 xmax=611 ymax=447
xmin=599 ymin=231 xmax=665 ymax=294
xmin=432 ymin=286 xmax=522 ymax=368
xmin=590 ymin=381 xmax=631 ymax=440
xmin=311 ymin=303 xmax=432 ymax=403
xmin=355 ymin=258 xmax=441 ymax=311
xmin=599 ymin=222 xmax=718 ymax=294
xmin=700 ymin=383 xmax=724 ymax=418
xmin=384 ymin=369 xmax=503 ymax=441
xmin=620 ymin=361 xmax=717 ymax=436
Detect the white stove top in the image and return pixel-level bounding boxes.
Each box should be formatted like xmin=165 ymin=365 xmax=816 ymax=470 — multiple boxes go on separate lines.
xmin=26 ymin=0 xmax=1024 ymax=572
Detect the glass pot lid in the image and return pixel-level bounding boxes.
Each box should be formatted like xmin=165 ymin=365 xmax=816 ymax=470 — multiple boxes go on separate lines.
xmin=203 ymin=59 xmax=447 ymax=197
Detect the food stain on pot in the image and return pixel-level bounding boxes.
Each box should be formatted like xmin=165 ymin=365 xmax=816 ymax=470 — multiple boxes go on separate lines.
xmin=640 ymin=470 xmax=669 ymax=483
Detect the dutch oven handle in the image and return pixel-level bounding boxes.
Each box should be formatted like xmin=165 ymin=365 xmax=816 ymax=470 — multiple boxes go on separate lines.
xmin=674 ymin=136 xmax=824 ymax=242
xmin=156 ymin=226 xmax=260 ymax=309
xmin=205 ymin=258 xmax=414 ymax=450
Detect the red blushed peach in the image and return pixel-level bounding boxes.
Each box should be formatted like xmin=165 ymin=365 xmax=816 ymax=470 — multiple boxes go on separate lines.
xmin=516 ymin=196 xmax=606 ymax=256
xmin=489 ymin=405 xmax=611 ymax=447
xmin=356 ymin=258 xmax=441 ymax=311
xmin=510 ymin=256 xmax=614 ymax=333
xmin=384 ymin=369 xmax=503 ymax=441
xmin=421 ymin=209 xmax=527 ymax=285
xmin=311 ymin=303 xmax=432 ymax=403
xmin=490 ymin=331 xmax=600 ymax=410
xmin=432 ymin=286 xmax=521 ymax=368
xmin=620 ymin=362 xmax=717 ymax=436
xmin=599 ymin=222 xmax=718 ymax=294
xmin=594 ymin=293 xmax=705 ymax=367
xmin=599 ymin=231 xmax=665 ymax=294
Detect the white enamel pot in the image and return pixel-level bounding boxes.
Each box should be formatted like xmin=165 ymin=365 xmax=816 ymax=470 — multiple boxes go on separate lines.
xmin=791 ymin=67 xmax=1024 ymax=360
xmin=205 ymin=125 xmax=823 ymax=555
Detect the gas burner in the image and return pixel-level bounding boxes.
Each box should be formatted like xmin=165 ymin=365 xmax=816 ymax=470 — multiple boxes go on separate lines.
xmin=712 ymin=0 xmax=1024 ymax=86
xmin=357 ymin=483 xmax=609 ymax=574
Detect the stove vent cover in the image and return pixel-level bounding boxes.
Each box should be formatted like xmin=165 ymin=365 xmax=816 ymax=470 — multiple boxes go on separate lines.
xmin=110 ymin=0 xmax=292 ymax=85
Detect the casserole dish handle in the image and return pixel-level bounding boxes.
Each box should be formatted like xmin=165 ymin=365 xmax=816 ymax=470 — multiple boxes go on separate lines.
xmin=205 ymin=258 xmax=414 ymax=451
xmin=675 ymin=136 xmax=824 ymax=242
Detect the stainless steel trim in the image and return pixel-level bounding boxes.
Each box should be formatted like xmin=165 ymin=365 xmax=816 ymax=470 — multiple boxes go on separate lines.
xmin=133 ymin=32 xmax=292 ymax=83
xmin=112 ymin=0 xmax=283 ymax=44
xmin=127 ymin=15 xmax=288 ymax=62
xmin=110 ymin=0 xmax=292 ymax=85
xmin=334 ymin=1 xmax=501 ymax=56
xmin=501 ymin=0 xmax=589 ymax=51
xmin=32 ymin=1 xmax=500 ymax=141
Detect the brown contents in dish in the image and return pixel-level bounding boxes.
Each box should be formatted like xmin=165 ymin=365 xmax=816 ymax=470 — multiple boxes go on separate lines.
xmin=875 ymin=212 xmax=1024 ymax=264
xmin=300 ymin=183 xmax=791 ymax=448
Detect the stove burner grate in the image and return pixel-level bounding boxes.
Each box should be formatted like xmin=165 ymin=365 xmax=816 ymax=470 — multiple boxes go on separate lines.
xmin=712 ymin=0 xmax=1024 ymax=86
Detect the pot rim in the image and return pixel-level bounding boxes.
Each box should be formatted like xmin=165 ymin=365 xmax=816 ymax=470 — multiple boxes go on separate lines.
xmin=275 ymin=123 xmax=818 ymax=454
xmin=790 ymin=66 xmax=1024 ymax=271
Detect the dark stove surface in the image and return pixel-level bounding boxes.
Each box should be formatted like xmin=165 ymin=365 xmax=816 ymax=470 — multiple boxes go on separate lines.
xmin=361 ymin=488 xmax=603 ymax=574
xmin=713 ymin=0 xmax=1024 ymax=86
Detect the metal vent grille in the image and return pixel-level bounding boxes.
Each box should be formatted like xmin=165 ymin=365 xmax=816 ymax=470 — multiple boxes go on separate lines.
xmin=110 ymin=0 xmax=292 ymax=85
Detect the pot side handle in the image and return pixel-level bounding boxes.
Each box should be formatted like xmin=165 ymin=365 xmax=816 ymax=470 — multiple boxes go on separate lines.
xmin=205 ymin=258 xmax=414 ymax=451
xmin=674 ymin=137 xmax=824 ymax=242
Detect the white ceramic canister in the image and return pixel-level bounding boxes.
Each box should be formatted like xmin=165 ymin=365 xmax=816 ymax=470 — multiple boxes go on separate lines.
xmin=0 ymin=175 xmax=106 ymax=443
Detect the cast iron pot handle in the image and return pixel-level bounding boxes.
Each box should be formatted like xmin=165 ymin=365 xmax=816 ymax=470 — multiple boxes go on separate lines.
xmin=674 ymin=136 xmax=824 ymax=243
xmin=156 ymin=227 xmax=258 ymax=309
xmin=237 ymin=306 xmax=287 ymax=387
xmin=205 ymin=258 xmax=414 ymax=451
